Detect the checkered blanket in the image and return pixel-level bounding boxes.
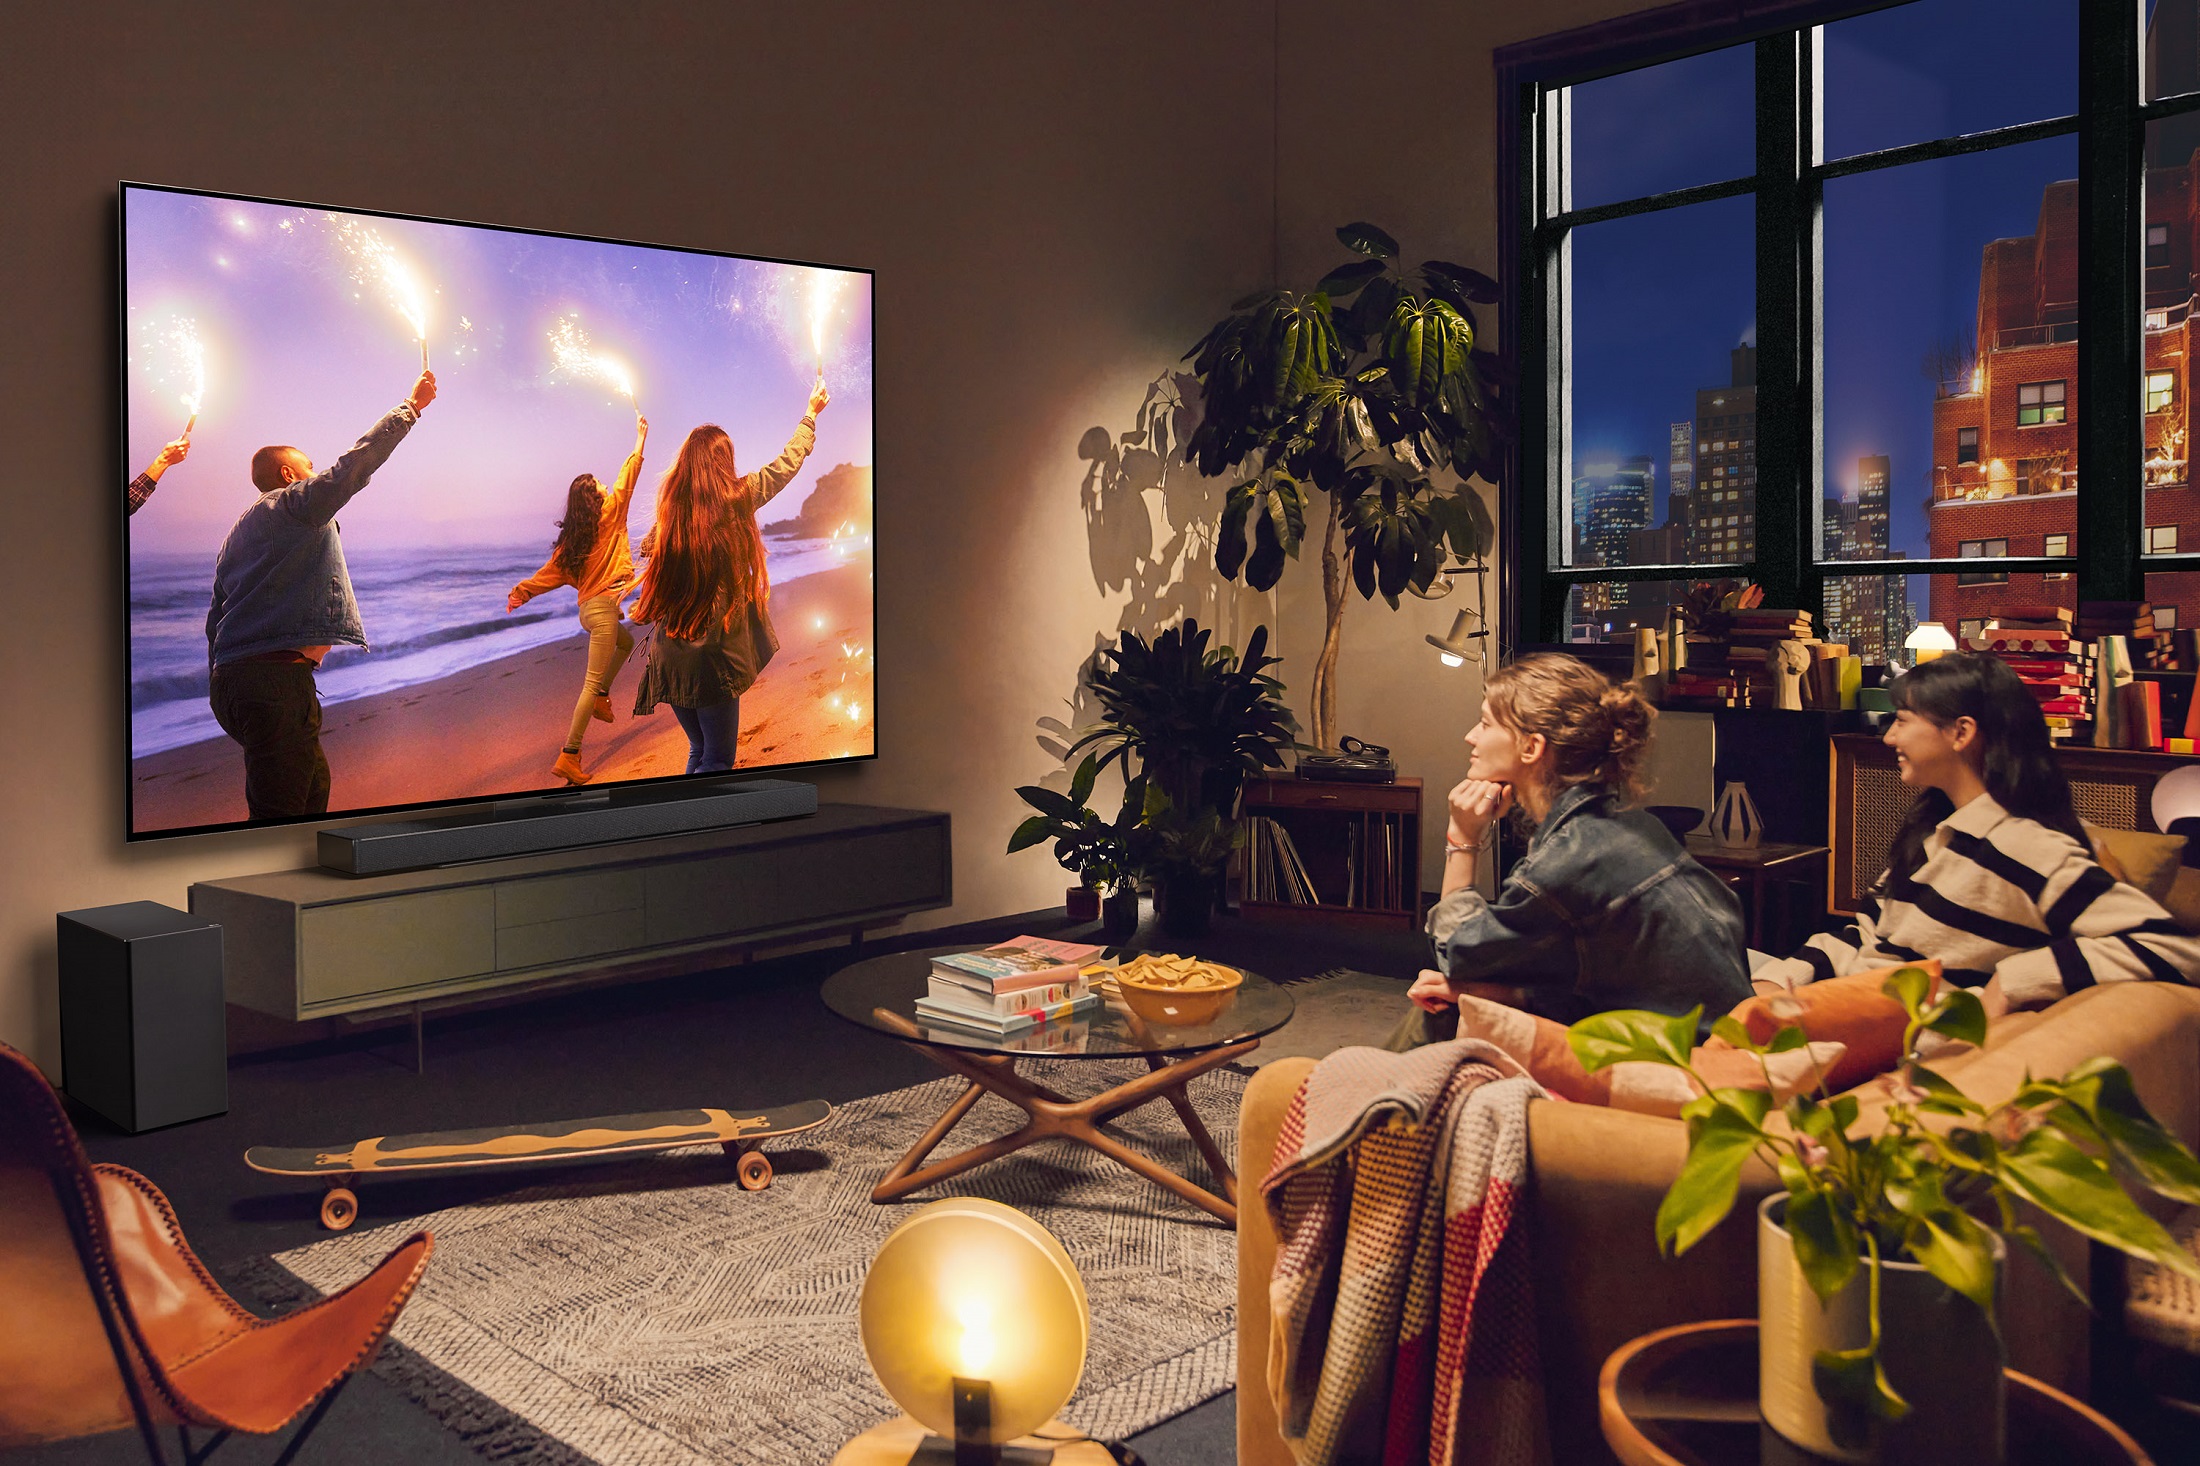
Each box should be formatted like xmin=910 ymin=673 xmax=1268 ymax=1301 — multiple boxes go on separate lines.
xmin=1261 ymin=1040 xmax=1549 ymax=1466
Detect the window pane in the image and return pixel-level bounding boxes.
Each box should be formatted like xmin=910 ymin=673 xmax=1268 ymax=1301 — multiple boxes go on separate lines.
xmin=1821 ymin=136 xmax=2081 ymax=625
xmin=1568 ymin=196 xmax=1756 ymax=569
xmin=2149 ymin=1 xmax=2200 ymax=104
xmin=1927 ymin=555 xmax=2075 ymax=637
xmin=1822 ymin=572 xmax=1928 ymax=667
xmin=1823 ymin=0 xmax=2077 ymax=161
xmin=1566 ymin=42 xmax=1755 ymax=211
xmin=2145 ymin=116 xmax=2200 ymax=558
xmin=2148 ymin=573 xmax=2200 ymax=667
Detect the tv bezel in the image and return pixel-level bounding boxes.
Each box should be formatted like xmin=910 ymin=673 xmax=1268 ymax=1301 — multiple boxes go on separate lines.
xmin=118 ymin=179 xmax=879 ymax=843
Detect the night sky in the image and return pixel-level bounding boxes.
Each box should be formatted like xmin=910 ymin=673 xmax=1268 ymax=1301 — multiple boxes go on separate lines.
xmin=1568 ymin=0 xmax=2078 ymax=567
xmin=123 ymin=187 xmax=874 ymax=557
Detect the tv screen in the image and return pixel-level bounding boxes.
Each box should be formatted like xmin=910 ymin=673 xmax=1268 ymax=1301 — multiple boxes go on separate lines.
xmin=120 ymin=183 xmax=874 ymax=838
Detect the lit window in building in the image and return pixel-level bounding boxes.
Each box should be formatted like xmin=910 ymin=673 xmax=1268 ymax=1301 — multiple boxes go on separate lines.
xmin=2148 ymin=223 xmax=2169 ymax=269
xmin=2016 ymin=380 xmax=2066 ymax=426
xmin=1956 ymin=426 xmax=1979 ymax=464
xmin=2148 ymin=371 xmax=2175 ymax=414
xmin=2043 ymin=532 xmax=2071 ymax=578
xmin=1960 ymin=619 xmax=1987 ymax=641
xmin=2159 ymin=607 xmax=2180 ymax=632
xmin=2147 ymin=309 xmax=2170 ymax=332
xmin=2147 ymin=525 xmax=2179 ymax=554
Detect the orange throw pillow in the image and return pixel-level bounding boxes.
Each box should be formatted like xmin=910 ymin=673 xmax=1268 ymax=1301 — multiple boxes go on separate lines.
xmin=1711 ymin=959 xmax=1942 ymax=1093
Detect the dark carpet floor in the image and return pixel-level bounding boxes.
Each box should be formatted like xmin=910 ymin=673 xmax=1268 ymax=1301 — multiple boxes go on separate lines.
xmin=11 ymin=902 xmax=1428 ymax=1466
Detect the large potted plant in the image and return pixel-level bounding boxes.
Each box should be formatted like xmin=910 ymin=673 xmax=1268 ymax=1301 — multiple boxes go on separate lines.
xmin=1179 ymin=223 xmax=1502 ymax=751
xmin=1065 ymin=619 xmax=1296 ymax=933
xmin=1569 ymin=971 xmax=2200 ymax=1463
xmin=1007 ymin=753 xmax=1141 ymax=937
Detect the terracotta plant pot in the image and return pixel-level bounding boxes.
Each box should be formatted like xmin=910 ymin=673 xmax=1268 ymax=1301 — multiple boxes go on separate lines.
xmin=1065 ymin=885 xmax=1100 ymax=923
xmin=1757 ymin=1194 xmax=2004 ymax=1465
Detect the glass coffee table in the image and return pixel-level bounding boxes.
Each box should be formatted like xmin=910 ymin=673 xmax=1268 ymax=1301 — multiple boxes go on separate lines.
xmin=821 ymin=946 xmax=1295 ymax=1224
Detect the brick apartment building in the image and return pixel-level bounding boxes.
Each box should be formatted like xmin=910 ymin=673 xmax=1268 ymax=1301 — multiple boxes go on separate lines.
xmin=1930 ymin=159 xmax=2200 ymax=634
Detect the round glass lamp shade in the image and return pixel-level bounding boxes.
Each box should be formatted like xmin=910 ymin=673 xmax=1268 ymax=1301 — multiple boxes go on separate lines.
xmin=2151 ymin=764 xmax=2200 ymax=831
xmin=859 ymin=1198 xmax=1088 ymax=1443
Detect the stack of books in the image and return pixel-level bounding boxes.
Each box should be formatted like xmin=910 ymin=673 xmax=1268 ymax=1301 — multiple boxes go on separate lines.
xmin=1968 ymin=609 xmax=2095 ymax=740
xmin=913 ymin=936 xmax=1105 ymax=1039
xmin=2078 ymin=600 xmax=2163 ymax=669
xmin=1666 ymin=609 xmax=1822 ymax=707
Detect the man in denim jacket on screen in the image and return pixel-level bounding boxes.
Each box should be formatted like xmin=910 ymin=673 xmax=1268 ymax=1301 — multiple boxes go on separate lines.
xmin=205 ymin=369 xmax=436 ymax=819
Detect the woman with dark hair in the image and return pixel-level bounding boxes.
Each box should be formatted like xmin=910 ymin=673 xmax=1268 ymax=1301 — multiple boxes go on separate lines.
xmin=1754 ymin=652 xmax=2199 ymax=1012
xmin=629 ymin=376 xmax=829 ymax=774
xmin=1390 ymin=652 xmax=1751 ymax=1047
xmin=508 ymin=411 xmax=649 ymax=786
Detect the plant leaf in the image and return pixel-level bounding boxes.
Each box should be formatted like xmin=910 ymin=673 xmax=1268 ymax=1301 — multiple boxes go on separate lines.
xmin=1014 ymin=784 xmax=1080 ymax=821
xmin=1422 ymin=258 xmax=1501 ymax=303
xmin=1068 ymin=753 xmax=1098 ymax=808
xmin=1783 ymin=1185 xmax=1861 ymax=1305
xmin=1881 ymin=965 xmax=1936 ymax=1018
xmin=1812 ymin=1345 xmax=1910 ymax=1439
xmin=1567 ymin=1007 xmax=1702 ymax=1073
xmin=1921 ymin=988 xmax=1989 ymax=1049
xmin=2048 ymin=1057 xmax=2200 ymax=1205
xmin=1998 ymin=1126 xmax=2200 ymax=1275
xmin=1006 ymin=814 xmax=1055 ymax=854
xmin=1654 ymin=1095 xmax=1766 ymax=1257
xmin=1315 ymin=257 xmax=1386 ymax=297
xmin=1904 ymin=1206 xmax=1999 ymax=1314
xmin=1337 ymin=221 xmax=1399 ymax=259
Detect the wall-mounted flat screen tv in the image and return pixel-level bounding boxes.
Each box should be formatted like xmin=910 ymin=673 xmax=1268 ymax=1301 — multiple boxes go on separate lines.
xmin=121 ymin=183 xmax=874 ymax=838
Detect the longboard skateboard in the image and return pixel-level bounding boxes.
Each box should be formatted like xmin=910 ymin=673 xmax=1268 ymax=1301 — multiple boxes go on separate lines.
xmin=246 ymin=1101 xmax=832 ymax=1230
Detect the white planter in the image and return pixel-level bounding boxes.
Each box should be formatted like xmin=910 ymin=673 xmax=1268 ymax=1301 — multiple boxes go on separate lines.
xmin=1757 ymin=1194 xmax=2005 ymax=1464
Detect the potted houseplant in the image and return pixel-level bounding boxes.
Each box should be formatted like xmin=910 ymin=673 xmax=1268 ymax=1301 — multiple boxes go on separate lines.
xmin=1179 ymin=223 xmax=1502 ymax=751
xmin=1568 ymin=970 xmax=2200 ymax=1463
xmin=1007 ymin=753 xmax=1140 ymax=935
xmin=1064 ymin=619 xmax=1296 ymax=931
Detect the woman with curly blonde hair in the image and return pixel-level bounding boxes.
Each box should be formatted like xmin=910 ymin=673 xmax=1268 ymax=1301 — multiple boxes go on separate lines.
xmin=1389 ymin=652 xmax=1750 ymax=1047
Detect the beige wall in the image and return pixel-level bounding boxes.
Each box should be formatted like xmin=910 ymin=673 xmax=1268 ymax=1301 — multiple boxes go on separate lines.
xmin=2 ymin=0 xmax=1678 ymax=1075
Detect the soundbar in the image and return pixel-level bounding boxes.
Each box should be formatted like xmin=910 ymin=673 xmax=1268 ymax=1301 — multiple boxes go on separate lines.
xmin=318 ymin=779 xmax=819 ymax=875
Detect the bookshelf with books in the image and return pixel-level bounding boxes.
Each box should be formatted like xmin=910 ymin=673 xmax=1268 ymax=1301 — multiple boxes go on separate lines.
xmin=1239 ymin=774 xmax=1422 ymax=930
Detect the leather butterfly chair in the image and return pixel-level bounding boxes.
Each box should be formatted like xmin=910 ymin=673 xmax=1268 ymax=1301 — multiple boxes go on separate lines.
xmin=0 ymin=1040 xmax=433 ymax=1465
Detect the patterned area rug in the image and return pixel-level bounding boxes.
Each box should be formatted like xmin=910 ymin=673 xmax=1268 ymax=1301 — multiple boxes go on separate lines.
xmin=247 ymin=1061 xmax=1245 ymax=1465
xmin=1240 ymin=967 xmax=1411 ymax=1068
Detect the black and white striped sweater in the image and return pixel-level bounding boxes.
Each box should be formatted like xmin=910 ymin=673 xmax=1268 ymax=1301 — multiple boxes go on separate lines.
xmin=1756 ymin=793 xmax=2200 ymax=1007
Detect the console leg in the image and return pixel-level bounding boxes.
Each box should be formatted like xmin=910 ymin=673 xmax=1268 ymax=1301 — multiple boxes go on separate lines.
xmin=412 ymin=1004 xmax=425 ymax=1074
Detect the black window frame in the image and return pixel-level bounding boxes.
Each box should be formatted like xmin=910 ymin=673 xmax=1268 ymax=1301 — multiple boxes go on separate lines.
xmin=2147 ymin=368 xmax=2175 ymax=412
xmin=1497 ymin=0 xmax=2200 ymax=649
xmin=2016 ymin=379 xmax=2068 ymax=426
xmin=1956 ymin=424 xmax=1980 ymax=462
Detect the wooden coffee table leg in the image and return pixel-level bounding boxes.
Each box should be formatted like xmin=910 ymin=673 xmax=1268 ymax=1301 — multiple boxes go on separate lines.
xmin=865 ymin=1014 xmax=1258 ymax=1222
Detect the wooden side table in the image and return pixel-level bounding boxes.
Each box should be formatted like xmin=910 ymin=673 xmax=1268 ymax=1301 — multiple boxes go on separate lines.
xmin=1599 ymin=1319 xmax=2151 ymax=1466
xmin=832 ymin=1415 xmax=1116 ymax=1464
xmin=1239 ymin=774 xmax=1423 ymax=930
xmin=1683 ymin=835 xmax=1831 ymax=954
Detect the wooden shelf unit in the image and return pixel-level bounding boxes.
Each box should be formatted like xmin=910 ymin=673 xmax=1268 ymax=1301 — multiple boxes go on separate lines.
xmin=1238 ymin=775 xmax=1422 ymax=931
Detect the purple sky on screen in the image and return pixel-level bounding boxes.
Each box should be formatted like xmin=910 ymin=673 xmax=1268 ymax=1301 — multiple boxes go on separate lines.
xmin=123 ymin=187 xmax=873 ymax=555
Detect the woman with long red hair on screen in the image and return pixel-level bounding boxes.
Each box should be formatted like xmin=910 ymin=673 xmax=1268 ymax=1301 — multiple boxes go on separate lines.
xmin=508 ymin=411 xmax=649 ymax=786
xmin=629 ymin=374 xmax=830 ymax=774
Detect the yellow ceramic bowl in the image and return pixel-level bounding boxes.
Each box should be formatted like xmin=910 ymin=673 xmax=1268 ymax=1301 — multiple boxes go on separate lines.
xmin=1112 ymin=958 xmax=1243 ymax=1027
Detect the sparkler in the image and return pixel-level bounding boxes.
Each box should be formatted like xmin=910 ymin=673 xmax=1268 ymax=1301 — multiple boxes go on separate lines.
xmin=805 ymin=269 xmax=840 ymax=366
xmin=168 ymin=318 xmax=207 ymax=437
xmin=549 ymin=314 xmax=639 ymax=411
xmin=327 ymin=214 xmax=432 ymax=368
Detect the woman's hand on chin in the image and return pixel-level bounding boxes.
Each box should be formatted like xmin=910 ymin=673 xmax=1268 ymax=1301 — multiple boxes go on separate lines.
xmin=1447 ymin=776 xmax=1514 ymax=847
xmin=1408 ymin=968 xmax=1459 ymax=1013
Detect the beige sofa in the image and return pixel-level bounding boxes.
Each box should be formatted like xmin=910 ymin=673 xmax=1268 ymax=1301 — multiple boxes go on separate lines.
xmin=1235 ymin=981 xmax=2200 ymax=1466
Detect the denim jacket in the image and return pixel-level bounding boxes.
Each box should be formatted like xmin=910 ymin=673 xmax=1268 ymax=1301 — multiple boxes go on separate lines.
xmin=207 ymin=404 xmax=420 ymax=667
xmin=1427 ymin=783 xmax=1750 ymax=1024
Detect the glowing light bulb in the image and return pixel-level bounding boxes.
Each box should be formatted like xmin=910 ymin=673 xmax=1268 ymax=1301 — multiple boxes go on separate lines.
xmin=1439 ymin=651 xmax=1465 ymax=668
xmin=955 ymin=1298 xmax=995 ymax=1377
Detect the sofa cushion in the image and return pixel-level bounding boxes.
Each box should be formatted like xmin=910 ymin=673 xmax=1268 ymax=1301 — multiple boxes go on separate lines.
xmin=1712 ymin=960 xmax=1942 ymax=1093
xmin=2083 ymin=819 xmax=2186 ymax=904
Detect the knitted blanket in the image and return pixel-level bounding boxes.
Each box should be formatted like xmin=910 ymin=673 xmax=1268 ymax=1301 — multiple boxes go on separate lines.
xmin=1261 ymin=1040 xmax=1549 ymax=1466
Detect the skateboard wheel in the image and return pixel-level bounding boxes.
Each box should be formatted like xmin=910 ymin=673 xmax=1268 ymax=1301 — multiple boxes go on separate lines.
xmin=320 ymin=1186 xmax=359 ymax=1231
xmin=736 ymin=1150 xmax=773 ymax=1191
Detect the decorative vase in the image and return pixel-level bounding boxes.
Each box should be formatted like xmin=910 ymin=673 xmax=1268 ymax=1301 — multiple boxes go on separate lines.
xmin=1155 ymin=872 xmax=1216 ymax=940
xmin=1710 ymin=780 xmax=1762 ymax=849
xmin=1102 ymin=886 xmax=1141 ymax=941
xmin=1758 ymin=1195 xmax=2005 ymax=1464
xmin=1665 ymin=609 xmax=1690 ymax=673
xmin=2094 ymin=635 xmax=2133 ymax=749
xmin=1065 ymin=885 xmax=1100 ymax=923
xmin=1632 ymin=626 xmax=1662 ymax=683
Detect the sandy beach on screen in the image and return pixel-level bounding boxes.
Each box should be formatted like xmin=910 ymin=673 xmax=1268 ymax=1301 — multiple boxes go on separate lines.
xmin=130 ymin=560 xmax=876 ymax=832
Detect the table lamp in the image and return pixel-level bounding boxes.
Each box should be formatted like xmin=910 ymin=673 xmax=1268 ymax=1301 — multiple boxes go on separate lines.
xmin=1425 ymin=610 xmax=1481 ymax=668
xmin=1904 ymin=622 xmax=1957 ymax=663
xmin=2151 ymin=764 xmax=2200 ymax=867
xmin=859 ymin=1198 xmax=1089 ymax=1464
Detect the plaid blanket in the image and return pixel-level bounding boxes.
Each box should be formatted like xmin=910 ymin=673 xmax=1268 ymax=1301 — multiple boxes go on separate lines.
xmin=1261 ymin=1040 xmax=1549 ymax=1466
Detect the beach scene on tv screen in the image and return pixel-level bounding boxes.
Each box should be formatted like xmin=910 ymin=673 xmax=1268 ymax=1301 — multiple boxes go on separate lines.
xmin=123 ymin=187 xmax=875 ymax=836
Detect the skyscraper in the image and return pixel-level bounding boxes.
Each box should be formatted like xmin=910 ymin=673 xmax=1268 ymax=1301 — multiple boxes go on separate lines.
xmin=1568 ymin=456 xmax=1654 ymax=634
xmin=1668 ymin=420 xmax=1695 ymax=535
xmin=1688 ymin=345 xmax=1757 ymax=563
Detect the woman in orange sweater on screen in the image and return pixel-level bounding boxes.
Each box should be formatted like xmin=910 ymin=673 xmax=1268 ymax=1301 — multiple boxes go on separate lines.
xmin=508 ymin=411 xmax=648 ymax=785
